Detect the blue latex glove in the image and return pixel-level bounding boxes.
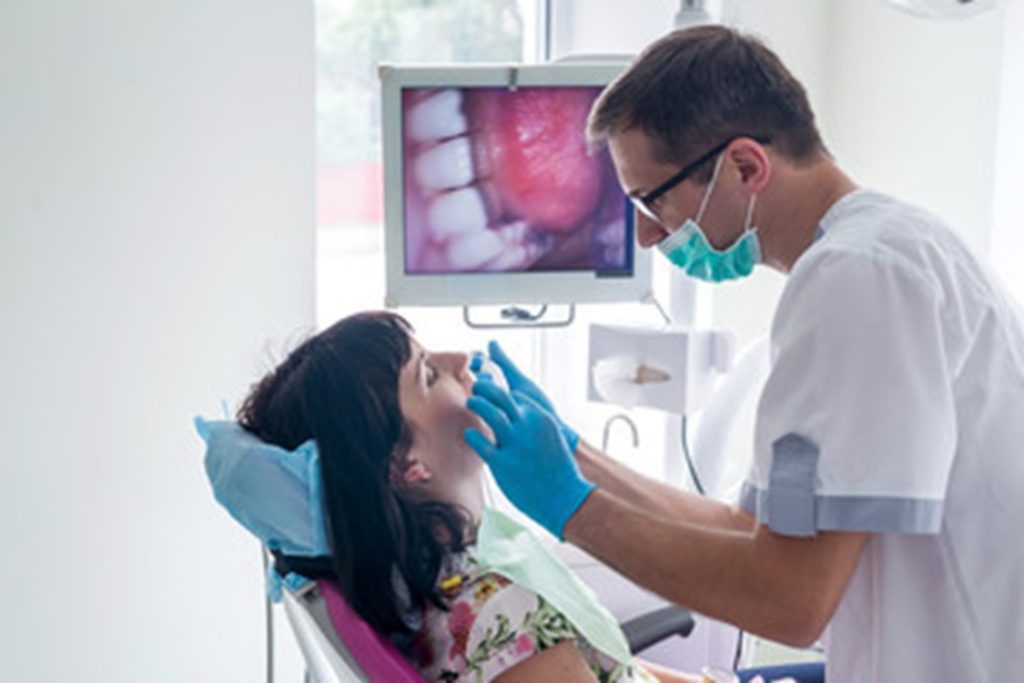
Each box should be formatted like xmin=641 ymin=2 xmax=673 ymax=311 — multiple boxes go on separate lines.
xmin=464 ymin=380 xmax=596 ymax=539
xmin=471 ymin=340 xmax=580 ymax=454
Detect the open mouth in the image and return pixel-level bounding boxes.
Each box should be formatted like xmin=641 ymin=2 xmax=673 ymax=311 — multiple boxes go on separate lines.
xmin=402 ymin=87 xmax=628 ymax=273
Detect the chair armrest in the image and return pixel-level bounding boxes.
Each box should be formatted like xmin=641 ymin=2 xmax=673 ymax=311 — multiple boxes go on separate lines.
xmin=621 ymin=605 xmax=696 ymax=654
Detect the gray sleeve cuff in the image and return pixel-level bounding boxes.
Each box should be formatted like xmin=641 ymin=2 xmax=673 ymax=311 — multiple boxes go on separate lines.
xmin=740 ymin=432 xmax=944 ymax=536
xmin=739 ymin=479 xmax=758 ymax=516
xmin=741 ymin=483 xmax=944 ymax=536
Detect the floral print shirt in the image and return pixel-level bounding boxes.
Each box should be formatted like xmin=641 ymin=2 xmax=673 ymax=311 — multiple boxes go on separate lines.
xmin=406 ymin=552 xmax=659 ymax=683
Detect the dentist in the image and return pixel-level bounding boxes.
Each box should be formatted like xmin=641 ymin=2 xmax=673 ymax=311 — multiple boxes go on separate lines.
xmin=464 ymin=25 xmax=1024 ymax=682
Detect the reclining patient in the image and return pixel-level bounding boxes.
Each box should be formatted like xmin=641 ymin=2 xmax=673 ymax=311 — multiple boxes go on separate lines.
xmin=225 ymin=311 xmax=703 ymax=683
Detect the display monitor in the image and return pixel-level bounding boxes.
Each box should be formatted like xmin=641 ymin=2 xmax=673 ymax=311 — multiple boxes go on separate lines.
xmin=380 ymin=63 xmax=652 ymax=307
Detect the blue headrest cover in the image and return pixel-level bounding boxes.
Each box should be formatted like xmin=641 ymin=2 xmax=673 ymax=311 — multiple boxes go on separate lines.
xmin=195 ymin=417 xmax=331 ymax=600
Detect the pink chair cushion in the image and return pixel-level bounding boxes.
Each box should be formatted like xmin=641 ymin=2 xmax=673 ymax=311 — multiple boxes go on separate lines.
xmin=317 ymin=579 xmax=425 ymax=682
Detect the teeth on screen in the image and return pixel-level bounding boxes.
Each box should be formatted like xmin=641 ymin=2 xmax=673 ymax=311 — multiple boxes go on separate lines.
xmin=493 ymin=220 xmax=529 ymax=244
xmin=485 ymin=243 xmax=541 ymax=271
xmin=446 ymin=230 xmax=504 ymax=270
xmin=413 ymin=136 xmax=475 ymax=191
xmin=407 ymin=89 xmax=468 ymax=142
xmin=427 ymin=186 xmax=489 ymax=239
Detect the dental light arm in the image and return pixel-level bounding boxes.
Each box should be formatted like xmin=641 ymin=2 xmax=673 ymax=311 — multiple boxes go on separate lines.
xmin=675 ymin=0 xmax=712 ymax=29
xmin=886 ymin=0 xmax=1000 ymax=18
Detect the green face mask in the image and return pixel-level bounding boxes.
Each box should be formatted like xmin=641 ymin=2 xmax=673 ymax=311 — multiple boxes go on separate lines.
xmin=471 ymin=508 xmax=633 ymax=666
xmin=657 ymin=153 xmax=762 ymax=283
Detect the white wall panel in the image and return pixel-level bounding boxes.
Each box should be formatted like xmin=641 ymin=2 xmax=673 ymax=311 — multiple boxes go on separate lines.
xmin=0 ymin=2 xmax=315 ymax=680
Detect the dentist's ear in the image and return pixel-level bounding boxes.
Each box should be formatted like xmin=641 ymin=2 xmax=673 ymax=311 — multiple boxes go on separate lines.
xmin=727 ymin=137 xmax=772 ymax=192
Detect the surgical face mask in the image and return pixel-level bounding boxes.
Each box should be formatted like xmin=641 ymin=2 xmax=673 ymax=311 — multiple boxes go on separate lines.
xmin=657 ymin=153 xmax=761 ymax=283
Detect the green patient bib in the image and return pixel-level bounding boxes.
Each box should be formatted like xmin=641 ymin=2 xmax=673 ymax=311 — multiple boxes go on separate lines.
xmin=471 ymin=507 xmax=633 ymax=666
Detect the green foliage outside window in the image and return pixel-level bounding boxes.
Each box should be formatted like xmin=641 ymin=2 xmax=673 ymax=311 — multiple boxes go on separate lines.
xmin=316 ymin=0 xmax=525 ymax=166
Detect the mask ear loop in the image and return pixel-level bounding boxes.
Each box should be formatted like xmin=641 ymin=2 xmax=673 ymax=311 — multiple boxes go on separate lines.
xmin=744 ymin=194 xmax=758 ymax=232
xmin=694 ymin=152 xmax=727 ymax=224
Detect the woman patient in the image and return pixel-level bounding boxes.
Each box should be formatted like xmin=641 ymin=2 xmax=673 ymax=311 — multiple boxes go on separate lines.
xmin=236 ymin=311 xmax=702 ymax=683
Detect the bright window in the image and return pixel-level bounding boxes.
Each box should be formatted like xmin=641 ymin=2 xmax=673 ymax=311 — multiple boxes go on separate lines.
xmin=314 ymin=0 xmax=553 ymax=413
xmin=316 ymin=0 xmax=535 ymax=324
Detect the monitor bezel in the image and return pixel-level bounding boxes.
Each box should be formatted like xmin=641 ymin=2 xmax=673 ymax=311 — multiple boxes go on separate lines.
xmin=379 ymin=63 xmax=653 ymax=308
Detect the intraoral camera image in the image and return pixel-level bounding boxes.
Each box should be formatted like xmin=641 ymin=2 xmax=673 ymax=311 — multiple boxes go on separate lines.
xmin=402 ymin=86 xmax=631 ymax=274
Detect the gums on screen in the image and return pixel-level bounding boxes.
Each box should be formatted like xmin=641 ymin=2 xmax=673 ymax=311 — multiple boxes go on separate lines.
xmin=402 ymin=86 xmax=631 ymax=275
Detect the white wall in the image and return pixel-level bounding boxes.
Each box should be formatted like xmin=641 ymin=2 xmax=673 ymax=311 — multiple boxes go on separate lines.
xmin=989 ymin=0 xmax=1024 ymax=296
xmin=550 ymin=0 xmax=681 ymax=59
xmin=0 ymin=2 xmax=315 ymax=681
xmin=825 ymin=0 xmax=1008 ymax=257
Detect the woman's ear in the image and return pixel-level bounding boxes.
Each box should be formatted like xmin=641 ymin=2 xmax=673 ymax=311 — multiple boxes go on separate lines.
xmin=403 ymin=460 xmax=433 ymax=484
xmin=389 ymin=457 xmax=433 ymax=487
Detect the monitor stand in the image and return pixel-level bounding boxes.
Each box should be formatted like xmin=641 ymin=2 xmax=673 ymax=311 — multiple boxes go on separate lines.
xmin=462 ymin=304 xmax=576 ymax=329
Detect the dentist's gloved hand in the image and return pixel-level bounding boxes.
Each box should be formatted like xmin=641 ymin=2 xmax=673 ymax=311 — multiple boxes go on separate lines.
xmin=464 ymin=380 xmax=596 ymax=539
xmin=472 ymin=341 xmax=580 ymax=454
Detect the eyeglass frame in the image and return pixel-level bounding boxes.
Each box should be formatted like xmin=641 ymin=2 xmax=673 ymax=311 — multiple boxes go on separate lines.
xmin=632 ymin=134 xmax=772 ymax=223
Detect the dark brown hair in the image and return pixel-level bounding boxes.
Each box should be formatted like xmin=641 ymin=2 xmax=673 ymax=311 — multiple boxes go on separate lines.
xmin=588 ymin=25 xmax=826 ymax=179
xmin=237 ymin=311 xmax=470 ymax=636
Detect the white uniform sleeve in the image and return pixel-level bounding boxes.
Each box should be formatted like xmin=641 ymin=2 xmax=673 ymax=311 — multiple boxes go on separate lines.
xmin=741 ymin=249 xmax=957 ymax=536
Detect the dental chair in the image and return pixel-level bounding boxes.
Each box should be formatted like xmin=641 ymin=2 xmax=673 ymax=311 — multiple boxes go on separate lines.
xmin=195 ymin=417 xmax=695 ymax=682
xmin=277 ymin=555 xmax=696 ymax=683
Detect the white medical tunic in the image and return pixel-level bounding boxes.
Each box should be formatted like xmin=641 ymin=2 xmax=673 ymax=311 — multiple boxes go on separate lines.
xmin=740 ymin=189 xmax=1024 ymax=682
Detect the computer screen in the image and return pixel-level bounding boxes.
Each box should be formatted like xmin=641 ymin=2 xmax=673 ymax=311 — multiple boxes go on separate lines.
xmin=381 ymin=64 xmax=652 ymax=307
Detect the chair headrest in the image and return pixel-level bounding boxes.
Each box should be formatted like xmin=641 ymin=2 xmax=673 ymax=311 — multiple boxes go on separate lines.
xmin=195 ymin=417 xmax=331 ymax=599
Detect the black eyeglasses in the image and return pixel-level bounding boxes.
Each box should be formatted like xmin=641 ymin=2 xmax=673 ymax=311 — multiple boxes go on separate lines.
xmin=632 ymin=135 xmax=771 ymax=222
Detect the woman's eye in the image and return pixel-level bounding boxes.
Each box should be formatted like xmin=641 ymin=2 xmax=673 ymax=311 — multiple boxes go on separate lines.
xmin=426 ymin=364 xmax=439 ymax=386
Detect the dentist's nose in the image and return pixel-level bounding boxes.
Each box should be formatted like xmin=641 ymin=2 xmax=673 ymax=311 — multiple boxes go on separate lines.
xmin=636 ymin=211 xmax=668 ymax=249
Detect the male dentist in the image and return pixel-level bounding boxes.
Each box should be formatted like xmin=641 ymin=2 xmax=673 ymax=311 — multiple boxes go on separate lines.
xmin=464 ymin=25 xmax=1024 ymax=682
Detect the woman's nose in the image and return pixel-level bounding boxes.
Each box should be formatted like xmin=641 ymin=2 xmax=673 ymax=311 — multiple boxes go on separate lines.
xmin=437 ymin=351 xmax=470 ymax=375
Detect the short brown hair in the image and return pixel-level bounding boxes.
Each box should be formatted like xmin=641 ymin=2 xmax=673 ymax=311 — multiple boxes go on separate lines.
xmin=588 ymin=26 xmax=826 ymax=176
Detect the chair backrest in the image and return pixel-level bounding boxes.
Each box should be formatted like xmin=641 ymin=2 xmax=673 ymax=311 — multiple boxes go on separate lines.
xmin=281 ymin=587 xmax=365 ymax=682
xmin=316 ymin=580 xmax=425 ymax=683
xmin=282 ymin=579 xmax=425 ymax=683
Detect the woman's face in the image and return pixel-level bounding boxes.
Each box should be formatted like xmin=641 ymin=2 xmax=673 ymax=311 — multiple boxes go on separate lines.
xmin=394 ymin=337 xmax=488 ymax=500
